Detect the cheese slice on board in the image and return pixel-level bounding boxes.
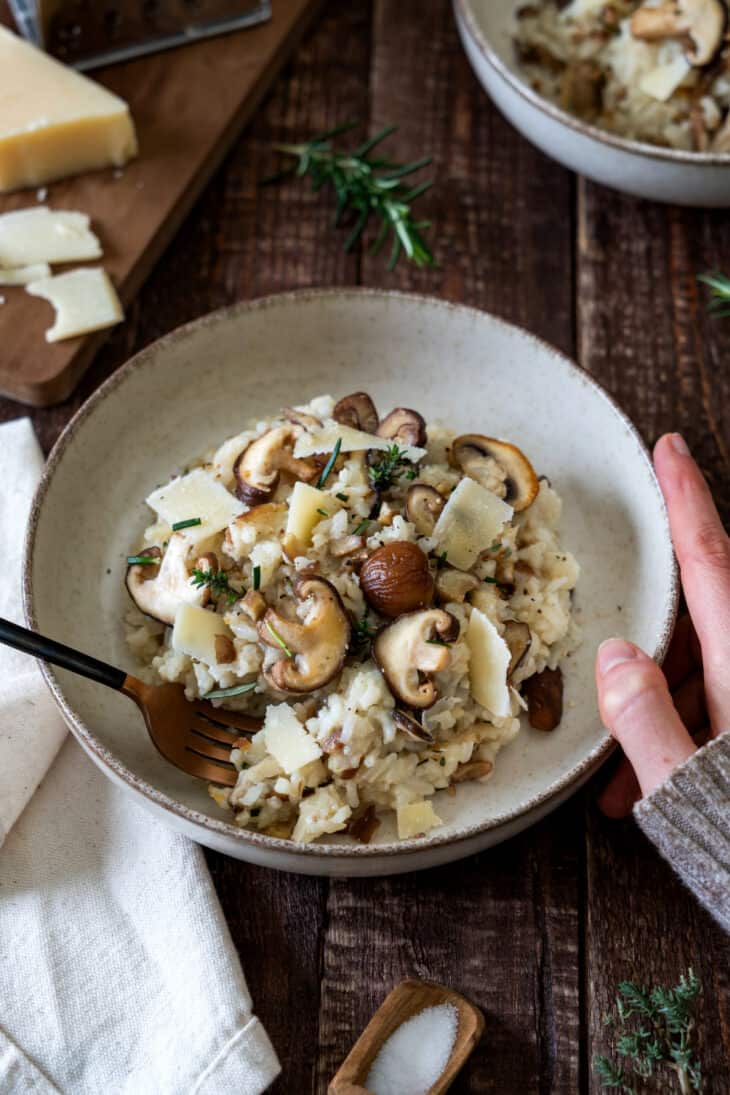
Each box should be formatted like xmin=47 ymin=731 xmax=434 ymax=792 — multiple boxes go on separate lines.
xmin=0 ymin=263 xmax=51 ymax=285
xmin=0 ymin=26 xmax=138 ymax=193
xmin=0 ymin=208 xmax=101 ymax=267
xmin=26 ymin=268 xmax=123 ymax=342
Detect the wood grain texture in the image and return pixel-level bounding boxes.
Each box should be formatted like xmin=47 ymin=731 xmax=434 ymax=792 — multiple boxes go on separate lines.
xmin=1 ymin=1 xmax=729 ymax=1092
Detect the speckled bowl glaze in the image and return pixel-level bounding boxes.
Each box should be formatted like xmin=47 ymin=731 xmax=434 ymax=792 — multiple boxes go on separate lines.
xmin=454 ymin=0 xmax=730 ymax=207
xmin=24 ymin=290 xmax=678 ymax=876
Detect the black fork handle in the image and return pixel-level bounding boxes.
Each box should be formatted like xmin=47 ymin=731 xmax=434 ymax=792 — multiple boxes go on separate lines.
xmin=0 ymin=617 xmax=127 ymax=691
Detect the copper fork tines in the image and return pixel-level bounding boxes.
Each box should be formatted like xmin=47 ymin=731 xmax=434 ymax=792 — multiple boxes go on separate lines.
xmin=122 ymin=675 xmax=262 ymax=787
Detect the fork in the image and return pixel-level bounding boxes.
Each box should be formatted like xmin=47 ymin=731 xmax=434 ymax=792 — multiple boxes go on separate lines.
xmin=0 ymin=617 xmax=262 ymax=787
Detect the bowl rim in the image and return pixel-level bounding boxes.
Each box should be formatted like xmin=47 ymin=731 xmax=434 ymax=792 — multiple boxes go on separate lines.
xmin=454 ymin=0 xmax=730 ymax=167
xmin=23 ymin=287 xmax=679 ymax=860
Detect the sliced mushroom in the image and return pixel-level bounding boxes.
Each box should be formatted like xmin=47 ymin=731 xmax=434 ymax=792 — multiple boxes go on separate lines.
xmin=333 ymin=392 xmax=379 ymax=434
xmin=376 ymin=407 xmax=427 ymax=448
xmin=630 ymin=0 xmax=727 ymax=67
xmin=560 ymin=60 xmax=605 ymax=121
xmin=214 ymin=634 xmax=237 ymax=664
xmin=330 ymin=534 xmax=366 ymax=557
xmin=125 ymin=534 xmax=211 ymax=625
xmin=451 ymin=759 xmax=493 ymax=783
xmin=346 ymin=804 xmax=381 ymax=844
xmin=435 ymin=567 xmax=480 ymax=605
xmin=393 ymin=708 xmax=435 ymax=744
xmin=257 ymin=575 xmax=350 ymax=693
xmin=233 ymin=426 xmax=318 ymax=505
xmin=284 ymin=407 xmax=322 ymax=430
xmin=523 ymin=666 xmax=563 ymax=731
xmin=404 ymin=484 xmax=445 ymax=536
xmin=373 ymin=608 xmax=459 ymax=709
xmin=503 ymin=620 xmax=532 ymax=678
xmin=449 ymin=434 xmax=539 ymax=512
xmin=240 ymin=589 xmax=267 ymax=622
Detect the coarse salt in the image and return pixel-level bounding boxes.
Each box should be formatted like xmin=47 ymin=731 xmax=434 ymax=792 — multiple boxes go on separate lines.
xmin=364 ymin=1002 xmax=458 ymax=1095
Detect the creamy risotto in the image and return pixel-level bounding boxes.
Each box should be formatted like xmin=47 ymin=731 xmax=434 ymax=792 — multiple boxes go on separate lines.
xmin=515 ymin=0 xmax=730 ymax=152
xmin=125 ymin=393 xmax=580 ymax=844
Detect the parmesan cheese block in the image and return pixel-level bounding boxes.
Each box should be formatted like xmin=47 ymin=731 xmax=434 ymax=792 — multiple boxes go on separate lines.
xmin=0 ymin=262 xmax=50 ymax=285
xmin=263 ymin=704 xmax=322 ymax=774
xmin=0 ymin=27 xmax=138 ymax=193
xmin=396 ymin=800 xmax=443 ymax=840
xmin=293 ymin=422 xmax=426 ymax=464
xmin=467 ymin=608 xmax=512 ymax=719
xmin=26 ymin=267 xmax=122 ymax=342
xmin=639 ymin=56 xmax=692 ymax=102
xmin=172 ymin=604 xmax=234 ymax=666
xmin=286 ymin=481 xmax=342 ymax=548
xmin=433 ymin=478 xmax=513 ymax=571
xmin=0 ymin=208 xmax=102 ymax=267
xmin=146 ymin=469 xmax=245 ymax=547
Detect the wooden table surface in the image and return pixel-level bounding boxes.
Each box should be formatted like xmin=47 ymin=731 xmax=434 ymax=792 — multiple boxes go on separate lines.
xmin=2 ymin=2 xmax=729 ymax=1091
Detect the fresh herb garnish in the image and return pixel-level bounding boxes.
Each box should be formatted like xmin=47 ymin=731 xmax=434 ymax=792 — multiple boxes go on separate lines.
xmin=484 ymin=576 xmax=497 ymax=584
xmin=426 ymin=638 xmax=451 ymax=647
xmin=487 ymin=540 xmax=502 ymax=553
xmin=436 ymin=551 xmax=448 ymax=569
xmin=336 ymin=492 xmax=349 ymax=502
xmin=191 ymin=567 xmax=238 ymax=604
xmin=350 ymin=609 xmax=377 ymax=654
xmin=171 ymin=517 xmax=202 ymax=531
xmin=316 ymin=508 xmax=329 ymax=517
xmin=204 ymin=682 xmax=257 ymax=700
xmin=317 ymin=438 xmax=342 ymax=489
xmin=369 ymin=444 xmax=418 ymax=491
xmin=698 ymin=271 xmax=730 ymax=318
xmin=353 ymin=520 xmax=370 ymax=536
xmin=252 ymin=565 xmax=261 ymax=591
xmin=265 ymin=620 xmax=294 ymax=659
xmin=127 ymin=554 xmax=160 ymax=566
xmin=595 ymin=969 xmax=702 ymax=1094
xmin=263 ymin=121 xmax=435 ymax=270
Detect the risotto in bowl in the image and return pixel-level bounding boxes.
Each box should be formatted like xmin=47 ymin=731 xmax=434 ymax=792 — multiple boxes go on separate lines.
xmin=124 ymin=393 xmax=580 ymax=846
xmin=24 ymin=290 xmax=677 ymax=875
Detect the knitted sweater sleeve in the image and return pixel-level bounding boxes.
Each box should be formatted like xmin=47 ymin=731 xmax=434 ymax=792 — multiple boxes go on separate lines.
xmin=634 ymin=734 xmax=730 ymax=933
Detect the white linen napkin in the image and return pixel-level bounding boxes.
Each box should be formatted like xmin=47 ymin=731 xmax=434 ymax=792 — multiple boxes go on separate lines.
xmin=0 ymin=418 xmax=280 ymax=1095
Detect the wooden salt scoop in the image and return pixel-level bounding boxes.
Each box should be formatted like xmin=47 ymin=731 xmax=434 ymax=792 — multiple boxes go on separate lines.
xmin=328 ymin=978 xmax=484 ymax=1095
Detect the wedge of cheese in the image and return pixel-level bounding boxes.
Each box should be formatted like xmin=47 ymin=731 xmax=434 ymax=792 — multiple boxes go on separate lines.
xmin=263 ymin=704 xmax=322 ymax=774
xmin=26 ymin=267 xmax=122 ymax=341
xmin=397 ymin=800 xmax=443 ymax=840
xmin=146 ymin=469 xmax=245 ymax=548
xmin=433 ymin=477 xmax=513 ymax=571
xmin=0 ymin=26 xmax=137 ymax=193
xmin=172 ymin=603 xmax=234 ymax=666
xmin=0 ymin=208 xmax=101 ymax=267
xmin=285 ymin=481 xmax=342 ymax=550
xmin=467 ymin=608 xmax=512 ymax=719
xmin=293 ymin=422 xmax=426 ymax=464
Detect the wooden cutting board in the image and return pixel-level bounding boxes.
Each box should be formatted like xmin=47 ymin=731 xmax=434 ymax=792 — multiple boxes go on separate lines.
xmin=0 ymin=0 xmax=322 ymax=406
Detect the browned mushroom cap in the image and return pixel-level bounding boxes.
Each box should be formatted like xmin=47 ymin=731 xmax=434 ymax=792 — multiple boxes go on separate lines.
xmin=234 ymin=426 xmax=318 ymax=505
xmin=393 ymin=709 xmax=435 ymax=744
xmin=449 ymin=434 xmax=539 ymax=512
xmin=523 ymin=666 xmax=563 ymax=731
xmin=377 ymin=408 xmax=427 ymax=448
xmin=360 ymin=542 xmax=434 ymax=618
xmin=333 ymin=392 xmax=379 ymax=434
xmin=257 ymin=575 xmax=350 ymax=693
xmin=373 ymin=608 xmax=459 ymax=709
xmin=404 ymin=484 xmax=445 ymax=536
xmin=630 ymin=0 xmax=727 ymax=66
xmin=125 ymin=535 xmax=212 ymax=626
xmin=503 ymin=620 xmax=532 ymax=678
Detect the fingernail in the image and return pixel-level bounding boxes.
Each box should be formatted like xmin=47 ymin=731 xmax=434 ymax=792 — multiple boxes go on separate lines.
xmin=669 ymin=433 xmax=690 ymax=456
xmin=597 ymin=639 xmax=638 ymax=677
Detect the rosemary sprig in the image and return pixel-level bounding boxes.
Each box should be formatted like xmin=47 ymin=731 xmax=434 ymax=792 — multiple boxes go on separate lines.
xmin=265 ymin=620 xmax=294 ymax=659
xmin=595 ymin=969 xmax=702 ymax=1094
xmin=204 ymin=682 xmax=257 ymax=700
xmin=263 ymin=121 xmax=435 ymax=270
xmin=698 ymin=272 xmax=730 ymax=317
xmin=127 ymin=554 xmax=160 ymax=566
xmin=190 ymin=567 xmax=238 ymax=604
xmin=369 ymin=444 xmax=419 ymax=491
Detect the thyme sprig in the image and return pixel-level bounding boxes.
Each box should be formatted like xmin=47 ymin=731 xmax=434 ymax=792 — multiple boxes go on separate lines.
xmin=349 ymin=609 xmax=377 ymax=655
xmin=191 ymin=567 xmax=238 ymax=605
xmin=698 ymin=272 xmax=730 ymax=318
xmin=263 ymin=121 xmax=435 ymax=270
xmin=595 ymin=969 xmax=702 ymax=1094
xmin=369 ymin=444 xmax=419 ymax=491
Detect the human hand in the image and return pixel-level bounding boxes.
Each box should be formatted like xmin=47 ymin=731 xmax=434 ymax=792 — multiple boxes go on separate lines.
xmin=596 ymin=433 xmax=727 ymax=818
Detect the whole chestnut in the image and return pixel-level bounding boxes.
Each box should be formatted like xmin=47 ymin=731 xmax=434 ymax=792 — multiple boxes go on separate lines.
xmin=360 ymin=542 xmax=434 ymax=618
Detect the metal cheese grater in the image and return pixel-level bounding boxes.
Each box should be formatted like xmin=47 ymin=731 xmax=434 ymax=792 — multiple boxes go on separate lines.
xmin=9 ymin=0 xmax=271 ymax=70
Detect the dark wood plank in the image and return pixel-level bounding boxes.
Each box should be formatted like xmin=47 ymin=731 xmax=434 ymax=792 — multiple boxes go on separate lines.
xmin=318 ymin=3 xmax=580 ymax=1093
xmin=577 ymin=177 xmax=730 ymax=1093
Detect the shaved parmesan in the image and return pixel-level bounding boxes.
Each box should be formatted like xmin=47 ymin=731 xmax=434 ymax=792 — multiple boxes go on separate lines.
xmin=26 ymin=267 xmax=122 ymax=341
xmin=172 ymin=604 xmax=234 ymax=665
xmin=639 ymin=56 xmax=691 ymax=102
xmin=286 ymin=481 xmax=342 ymax=548
xmin=433 ymin=478 xmax=513 ymax=571
xmin=0 ymin=207 xmax=102 ymax=266
xmin=146 ymin=468 xmax=245 ymax=547
xmin=0 ymin=262 xmax=50 ymax=285
xmin=467 ymin=608 xmax=512 ymax=719
xmin=263 ymin=704 xmax=322 ymax=773
xmin=293 ymin=422 xmax=426 ymax=464
xmin=397 ymin=800 xmax=443 ymax=840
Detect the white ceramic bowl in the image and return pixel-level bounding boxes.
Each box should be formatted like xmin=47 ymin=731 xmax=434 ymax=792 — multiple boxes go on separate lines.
xmin=454 ymin=0 xmax=730 ymax=207
xmin=24 ymin=290 xmax=678 ymax=876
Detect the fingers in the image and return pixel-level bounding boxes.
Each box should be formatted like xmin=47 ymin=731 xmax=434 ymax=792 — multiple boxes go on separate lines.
xmin=661 ymin=614 xmax=702 ymax=690
xmin=654 ymin=434 xmax=730 ymax=733
xmin=596 ymin=638 xmax=696 ymax=798
xmin=672 ymin=671 xmax=706 ymax=732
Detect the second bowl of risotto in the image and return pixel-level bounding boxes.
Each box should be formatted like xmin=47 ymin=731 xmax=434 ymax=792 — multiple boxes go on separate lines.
xmin=24 ymin=290 xmax=678 ymax=875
